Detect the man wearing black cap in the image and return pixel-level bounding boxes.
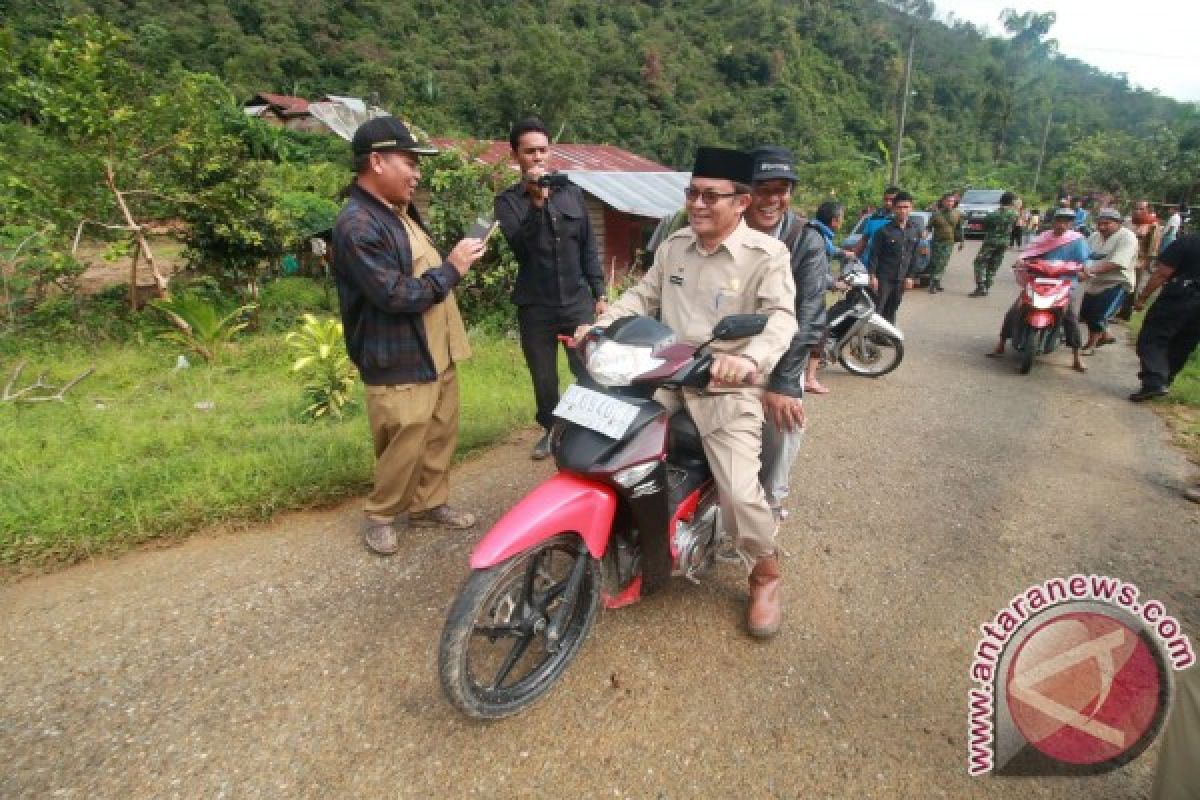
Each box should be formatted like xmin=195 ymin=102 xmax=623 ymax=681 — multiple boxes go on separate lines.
xmin=580 ymin=147 xmax=798 ymax=639
xmin=745 ymin=145 xmax=830 ymax=520
xmin=333 ymin=116 xmax=487 ymax=556
xmin=495 ymin=117 xmax=607 ymax=461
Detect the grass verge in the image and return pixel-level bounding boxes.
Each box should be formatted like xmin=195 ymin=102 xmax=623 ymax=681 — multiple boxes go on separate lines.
xmin=0 ymin=329 xmax=539 ymax=571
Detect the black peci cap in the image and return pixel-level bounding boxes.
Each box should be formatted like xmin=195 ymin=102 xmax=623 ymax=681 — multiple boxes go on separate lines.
xmin=692 ymin=147 xmax=755 ymax=185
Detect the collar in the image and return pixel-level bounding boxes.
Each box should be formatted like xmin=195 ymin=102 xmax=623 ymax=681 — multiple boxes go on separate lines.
xmin=693 ymin=219 xmax=750 ymax=256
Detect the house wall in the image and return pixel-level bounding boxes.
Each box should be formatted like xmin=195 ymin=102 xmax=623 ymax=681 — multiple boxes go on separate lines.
xmin=583 ymin=196 xmax=607 ymax=275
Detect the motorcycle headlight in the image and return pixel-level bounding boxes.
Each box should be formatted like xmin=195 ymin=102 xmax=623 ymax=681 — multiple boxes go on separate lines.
xmin=585 ymin=340 xmax=665 ymax=387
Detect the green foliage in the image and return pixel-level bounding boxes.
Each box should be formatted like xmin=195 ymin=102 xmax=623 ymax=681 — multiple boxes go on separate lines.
xmin=0 ymin=224 xmax=83 ymax=329
xmin=422 ymin=147 xmax=520 ymax=329
xmin=150 ymin=292 xmax=256 ymax=364
xmin=285 ymin=313 xmax=356 ymax=420
xmin=275 ymin=191 xmax=339 ymax=246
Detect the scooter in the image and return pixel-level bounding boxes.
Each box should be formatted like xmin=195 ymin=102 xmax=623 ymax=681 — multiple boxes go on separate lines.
xmin=820 ymin=259 xmax=905 ymax=377
xmin=1009 ymin=258 xmax=1083 ymax=375
xmin=438 ymin=313 xmax=766 ymax=719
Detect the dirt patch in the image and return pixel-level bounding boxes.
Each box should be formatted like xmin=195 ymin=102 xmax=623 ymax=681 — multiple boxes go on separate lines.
xmin=74 ymin=235 xmax=187 ymax=297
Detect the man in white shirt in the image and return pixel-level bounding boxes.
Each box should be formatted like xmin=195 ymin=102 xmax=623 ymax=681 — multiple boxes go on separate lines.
xmin=1159 ymin=202 xmax=1185 ymax=254
xmin=1081 ymin=208 xmax=1139 ymax=354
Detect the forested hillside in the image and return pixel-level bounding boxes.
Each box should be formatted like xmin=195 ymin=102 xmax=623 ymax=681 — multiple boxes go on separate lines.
xmin=4 ymin=0 xmax=1197 ymax=199
xmin=2 ymin=0 xmax=1199 ymax=333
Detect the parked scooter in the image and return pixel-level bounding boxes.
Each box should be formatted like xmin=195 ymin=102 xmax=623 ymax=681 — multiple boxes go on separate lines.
xmin=820 ymin=258 xmax=905 ymax=377
xmin=438 ymin=313 xmax=766 ymax=719
xmin=1008 ymin=258 xmax=1083 ymax=375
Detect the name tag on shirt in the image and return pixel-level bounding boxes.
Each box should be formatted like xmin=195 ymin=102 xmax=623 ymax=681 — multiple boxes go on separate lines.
xmin=670 ymin=275 xmax=684 ymax=286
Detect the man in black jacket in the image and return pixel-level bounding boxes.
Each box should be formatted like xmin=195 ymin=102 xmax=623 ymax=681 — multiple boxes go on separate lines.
xmin=863 ymin=189 xmax=921 ymax=323
xmin=494 ymin=117 xmax=607 ymax=460
xmin=743 ymin=146 xmax=834 ymax=519
xmin=333 ymin=116 xmax=487 ymax=555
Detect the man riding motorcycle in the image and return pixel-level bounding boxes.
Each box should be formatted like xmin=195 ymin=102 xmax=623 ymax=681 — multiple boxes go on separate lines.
xmin=574 ymin=146 xmax=797 ymax=638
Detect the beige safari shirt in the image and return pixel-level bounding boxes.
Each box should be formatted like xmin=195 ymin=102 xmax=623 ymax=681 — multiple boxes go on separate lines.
xmin=597 ymin=220 xmax=797 ymax=374
xmin=400 ymin=214 xmax=471 ymax=374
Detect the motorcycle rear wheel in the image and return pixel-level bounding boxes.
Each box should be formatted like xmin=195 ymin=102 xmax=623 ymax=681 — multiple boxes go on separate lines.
xmin=438 ymin=533 xmax=601 ymax=719
xmin=837 ymin=331 xmax=904 ymax=377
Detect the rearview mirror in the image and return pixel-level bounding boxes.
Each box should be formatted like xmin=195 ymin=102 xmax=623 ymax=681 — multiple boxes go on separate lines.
xmin=712 ymin=314 xmax=767 ymax=341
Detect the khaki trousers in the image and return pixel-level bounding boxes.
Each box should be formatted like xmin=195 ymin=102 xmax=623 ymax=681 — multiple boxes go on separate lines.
xmin=658 ymin=388 xmax=778 ymax=563
xmin=363 ymin=366 xmax=459 ymax=521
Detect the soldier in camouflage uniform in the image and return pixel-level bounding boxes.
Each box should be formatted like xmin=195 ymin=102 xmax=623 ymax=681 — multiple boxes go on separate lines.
xmin=970 ymin=191 xmax=1019 ymax=296
xmin=927 ymin=193 xmax=964 ymax=293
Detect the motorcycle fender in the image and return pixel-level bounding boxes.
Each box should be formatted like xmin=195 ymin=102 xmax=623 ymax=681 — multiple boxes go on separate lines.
xmin=1025 ymin=310 xmax=1056 ymax=329
xmin=469 ymin=473 xmax=618 ymax=569
xmin=865 ymin=314 xmax=904 ymax=341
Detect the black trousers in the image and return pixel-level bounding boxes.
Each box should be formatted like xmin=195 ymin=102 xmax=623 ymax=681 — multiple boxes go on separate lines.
xmin=518 ymin=301 xmax=594 ymax=430
xmin=1136 ymin=284 xmax=1200 ymax=390
xmin=875 ymin=278 xmax=905 ymax=324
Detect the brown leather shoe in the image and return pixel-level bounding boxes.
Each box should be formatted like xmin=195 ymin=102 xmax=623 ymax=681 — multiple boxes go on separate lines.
xmin=747 ymin=554 xmax=782 ymax=638
xmin=410 ymin=504 xmax=477 ymax=529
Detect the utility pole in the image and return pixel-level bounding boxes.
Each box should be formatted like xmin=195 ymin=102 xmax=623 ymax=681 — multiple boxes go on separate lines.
xmin=891 ymin=27 xmax=916 ymax=187
xmin=1031 ymin=110 xmax=1052 ymax=198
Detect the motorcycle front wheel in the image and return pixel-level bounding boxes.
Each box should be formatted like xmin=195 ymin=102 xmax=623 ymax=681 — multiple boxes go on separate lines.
xmin=838 ymin=331 xmax=904 ymax=377
xmin=1019 ymin=326 xmax=1047 ymax=375
xmin=438 ymin=533 xmax=601 ymax=719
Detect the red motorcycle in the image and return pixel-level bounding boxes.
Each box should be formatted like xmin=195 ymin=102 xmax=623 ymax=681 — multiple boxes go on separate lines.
xmin=438 ymin=314 xmax=766 ymax=718
xmin=1011 ymin=258 xmax=1083 ymax=374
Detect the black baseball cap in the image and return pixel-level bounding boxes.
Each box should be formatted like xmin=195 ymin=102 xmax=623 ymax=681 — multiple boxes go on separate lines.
xmin=1052 ymin=207 xmax=1076 ymax=220
xmin=351 ymin=116 xmax=439 ymax=157
xmin=750 ymin=145 xmax=798 ymax=184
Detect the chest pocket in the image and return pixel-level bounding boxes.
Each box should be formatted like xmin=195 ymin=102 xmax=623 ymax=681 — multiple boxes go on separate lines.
xmin=547 ymin=199 xmax=584 ymax=253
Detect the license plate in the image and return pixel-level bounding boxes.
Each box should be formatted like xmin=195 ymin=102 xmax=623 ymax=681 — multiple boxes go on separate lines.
xmin=552 ymin=384 xmax=640 ymax=439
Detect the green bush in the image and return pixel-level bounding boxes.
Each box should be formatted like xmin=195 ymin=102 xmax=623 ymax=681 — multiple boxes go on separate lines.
xmin=259 ymin=276 xmax=333 ymax=329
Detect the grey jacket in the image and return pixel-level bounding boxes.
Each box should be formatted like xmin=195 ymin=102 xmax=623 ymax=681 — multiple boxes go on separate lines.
xmin=766 ymin=217 xmax=834 ymax=398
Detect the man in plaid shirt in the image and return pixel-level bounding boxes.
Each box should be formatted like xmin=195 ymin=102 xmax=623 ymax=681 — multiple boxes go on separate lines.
xmin=333 ymin=116 xmax=487 ymax=556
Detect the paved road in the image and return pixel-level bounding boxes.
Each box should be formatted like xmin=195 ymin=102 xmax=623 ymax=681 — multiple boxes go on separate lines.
xmin=3 ymin=243 xmax=1197 ymax=799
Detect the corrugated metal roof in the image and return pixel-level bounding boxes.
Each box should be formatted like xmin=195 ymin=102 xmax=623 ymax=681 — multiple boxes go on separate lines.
xmin=564 ymin=171 xmax=689 ymax=219
xmin=322 ymin=95 xmax=366 ymax=113
xmin=429 ymin=139 xmax=671 ymax=172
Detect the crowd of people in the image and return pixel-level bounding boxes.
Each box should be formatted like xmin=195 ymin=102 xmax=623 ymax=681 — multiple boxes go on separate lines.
xmin=329 ymin=114 xmax=1199 ymax=641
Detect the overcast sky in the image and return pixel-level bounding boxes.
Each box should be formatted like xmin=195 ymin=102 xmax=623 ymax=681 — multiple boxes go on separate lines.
xmin=938 ymin=1 xmax=1199 ymax=103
